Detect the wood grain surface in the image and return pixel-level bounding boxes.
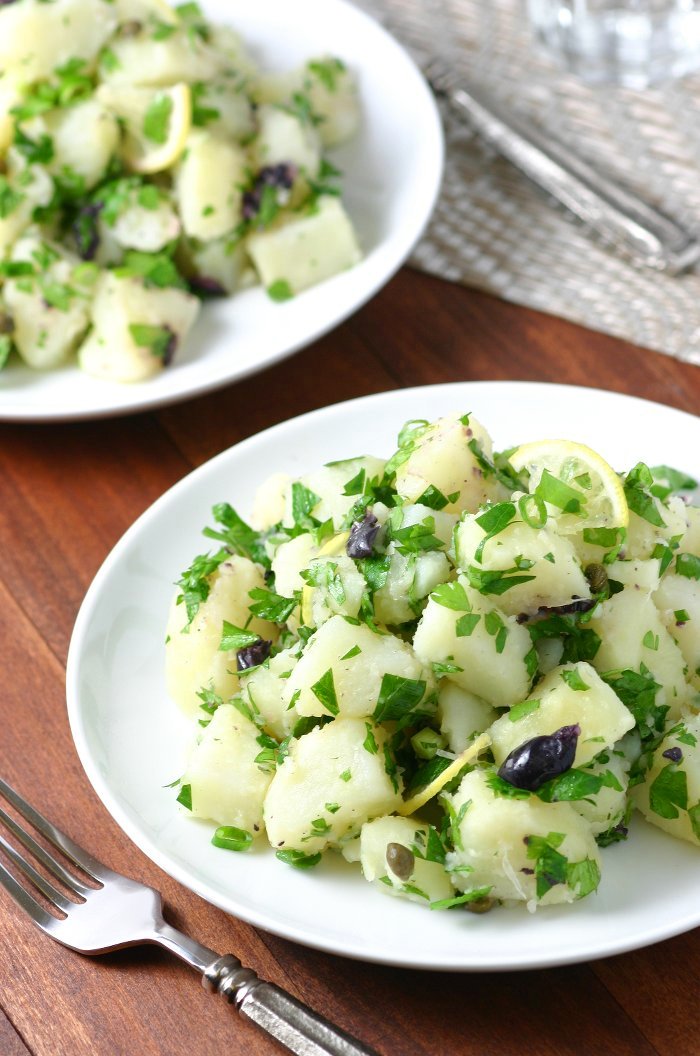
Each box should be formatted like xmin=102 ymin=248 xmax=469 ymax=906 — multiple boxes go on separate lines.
xmin=1 ymin=269 xmax=699 ymax=1056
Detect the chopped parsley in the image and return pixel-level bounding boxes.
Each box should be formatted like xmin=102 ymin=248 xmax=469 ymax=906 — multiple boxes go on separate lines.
xmin=311 ymin=668 xmax=339 ymax=716
xmin=0 ymin=177 xmax=24 ymax=219
xmin=267 ymin=279 xmax=294 ymax=302
xmin=143 ymin=93 xmax=173 ymax=144
xmin=128 ymin=322 xmax=175 ymax=360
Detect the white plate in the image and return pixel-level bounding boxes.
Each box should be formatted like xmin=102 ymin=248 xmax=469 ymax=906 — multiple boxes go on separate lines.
xmin=66 ymin=382 xmax=700 ymax=971
xmin=0 ymin=0 xmax=443 ymax=422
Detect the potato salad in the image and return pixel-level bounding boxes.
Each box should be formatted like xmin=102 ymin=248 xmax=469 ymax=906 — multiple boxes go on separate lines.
xmin=166 ymin=411 xmax=700 ymax=914
xmin=0 ymin=0 xmax=362 ymax=382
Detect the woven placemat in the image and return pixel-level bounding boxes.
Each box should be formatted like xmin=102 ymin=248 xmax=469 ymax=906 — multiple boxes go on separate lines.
xmin=360 ymin=0 xmax=700 ymax=365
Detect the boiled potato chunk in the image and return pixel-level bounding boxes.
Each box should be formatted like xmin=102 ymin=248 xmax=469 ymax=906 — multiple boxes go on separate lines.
xmin=247 ymin=195 xmax=361 ymax=296
xmin=78 ymin=272 xmax=199 ymax=382
xmin=360 ymin=816 xmax=452 ymax=904
xmin=111 ymin=193 xmax=181 ymax=253
xmin=654 ymin=573 xmax=700 ymax=689
xmin=251 ymin=472 xmax=291 ymax=530
xmin=271 ymin=533 xmax=318 ymax=601
xmin=284 ymin=614 xmax=433 ymax=719
xmin=239 ymin=646 xmax=301 ymax=741
xmin=303 ymin=57 xmax=360 ymax=148
xmin=100 ymin=29 xmax=227 ymax=87
xmin=0 ymin=0 xmax=117 ymax=83
xmin=4 ymin=237 xmax=92 ymax=369
xmin=607 ymin=558 xmax=660 ymax=592
xmin=175 ymin=132 xmax=247 ymax=241
xmin=681 ymin=506 xmax=700 ymax=555
xmin=255 ymin=57 xmax=360 ymax=148
xmin=445 ymin=769 xmax=602 ymax=907
xmin=43 ymin=100 xmax=120 ymax=190
xmin=588 ymin=588 xmax=689 ymax=719
xmin=373 ymin=548 xmax=451 ymax=626
xmin=190 ymin=79 xmax=255 ymax=142
xmin=184 ymin=704 xmax=271 ymax=833
xmin=254 ymin=104 xmax=321 ymax=178
xmin=263 ymin=717 xmax=403 ymax=852
xmin=454 ymin=517 xmax=591 ymax=618
xmin=632 ymin=714 xmax=700 ymax=846
xmin=303 ymin=554 xmax=366 ymax=628
xmin=572 ymin=751 xmax=630 ymax=837
xmin=413 ymin=580 xmax=534 ymax=709
xmin=284 ymin=456 xmax=386 ymax=530
xmin=184 ymin=237 xmax=248 ymax=296
xmin=207 ymin=25 xmax=259 ymax=80
xmin=393 ymin=413 xmax=508 ymax=515
xmin=625 ymin=496 xmax=688 ymax=560
xmin=0 ymin=160 xmax=53 ymax=256
xmin=165 ymin=554 xmax=277 ymax=717
xmin=489 ymin=662 xmax=636 ymax=768
xmin=392 ymin=502 xmax=458 ymax=551
xmin=438 ymin=682 xmax=498 ymax=754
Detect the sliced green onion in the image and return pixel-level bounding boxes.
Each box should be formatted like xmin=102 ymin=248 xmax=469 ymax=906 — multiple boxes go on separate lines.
xmin=275 ymin=849 xmax=322 ymax=869
xmin=211 ymin=826 xmax=253 ymax=852
xmin=518 ymin=493 xmax=547 ymax=529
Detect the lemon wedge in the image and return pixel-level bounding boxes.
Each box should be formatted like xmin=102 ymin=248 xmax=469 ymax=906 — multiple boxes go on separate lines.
xmin=508 ymin=439 xmax=628 ymax=534
xmin=97 ymin=82 xmax=191 ymax=174
xmin=300 ymin=531 xmax=350 ymax=626
xmin=398 ymin=732 xmax=491 ymax=817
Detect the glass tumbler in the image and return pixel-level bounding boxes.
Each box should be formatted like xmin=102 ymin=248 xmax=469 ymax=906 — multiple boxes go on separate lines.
xmin=526 ymin=0 xmax=700 ymax=87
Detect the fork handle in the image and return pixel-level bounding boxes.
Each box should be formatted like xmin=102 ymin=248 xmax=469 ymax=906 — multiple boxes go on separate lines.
xmin=204 ymin=955 xmax=379 ymax=1056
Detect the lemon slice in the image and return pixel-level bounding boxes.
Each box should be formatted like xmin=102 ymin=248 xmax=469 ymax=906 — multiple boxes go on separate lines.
xmin=301 ymin=531 xmax=350 ymax=626
xmin=508 ymin=439 xmax=628 ymax=534
xmin=398 ymin=733 xmax=491 ymax=817
xmin=97 ymin=83 xmax=191 ymax=174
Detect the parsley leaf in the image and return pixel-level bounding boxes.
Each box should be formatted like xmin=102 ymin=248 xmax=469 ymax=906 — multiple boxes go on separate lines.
xmin=525 ymin=832 xmax=568 ymax=898
xmin=202 ymin=502 xmax=269 ymax=567
xmin=248 ymin=587 xmax=298 ymax=624
xmin=649 ymin=762 xmax=688 ymax=819
xmin=143 ymin=93 xmax=173 ymax=143
xmin=623 ymin=463 xmax=666 ymax=527
xmin=311 ymin=668 xmax=339 ymax=716
xmin=372 ymin=674 xmax=427 ymax=722
xmin=602 ymin=667 xmax=666 ymax=739
xmin=218 ymin=621 xmax=260 ymax=652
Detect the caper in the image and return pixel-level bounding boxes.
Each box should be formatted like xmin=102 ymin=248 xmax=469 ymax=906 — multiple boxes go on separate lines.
xmin=385 ymin=842 xmax=414 ymax=881
xmin=585 ymin=562 xmax=608 ymax=594
xmin=465 ymin=896 xmax=495 ymax=914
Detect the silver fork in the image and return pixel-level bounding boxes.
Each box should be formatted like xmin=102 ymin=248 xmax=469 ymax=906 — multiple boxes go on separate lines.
xmin=0 ymin=776 xmax=378 ymax=1056
xmin=424 ymin=57 xmax=700 ymax=276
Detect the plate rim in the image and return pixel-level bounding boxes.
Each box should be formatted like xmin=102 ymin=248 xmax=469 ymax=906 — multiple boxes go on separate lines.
xmin=66 ymin=380 xmax=700 ymax=971
xmin=0 ymin=0 xmax=444 ymax=423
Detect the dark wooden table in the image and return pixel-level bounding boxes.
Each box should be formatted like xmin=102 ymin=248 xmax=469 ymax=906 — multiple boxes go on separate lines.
xmin=1 ymin=268 xmax=699 ymax=1056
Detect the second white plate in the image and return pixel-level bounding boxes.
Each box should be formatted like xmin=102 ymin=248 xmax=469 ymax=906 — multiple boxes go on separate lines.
xmin=0 ymin=0 xmax=443 ymax=421
xmin=66 ymin=382 xmax=700 ymax=970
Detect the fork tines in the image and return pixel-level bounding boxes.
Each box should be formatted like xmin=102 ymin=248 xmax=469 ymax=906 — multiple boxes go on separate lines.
xmin=0 ymin=776 xmax=105 ymax=928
